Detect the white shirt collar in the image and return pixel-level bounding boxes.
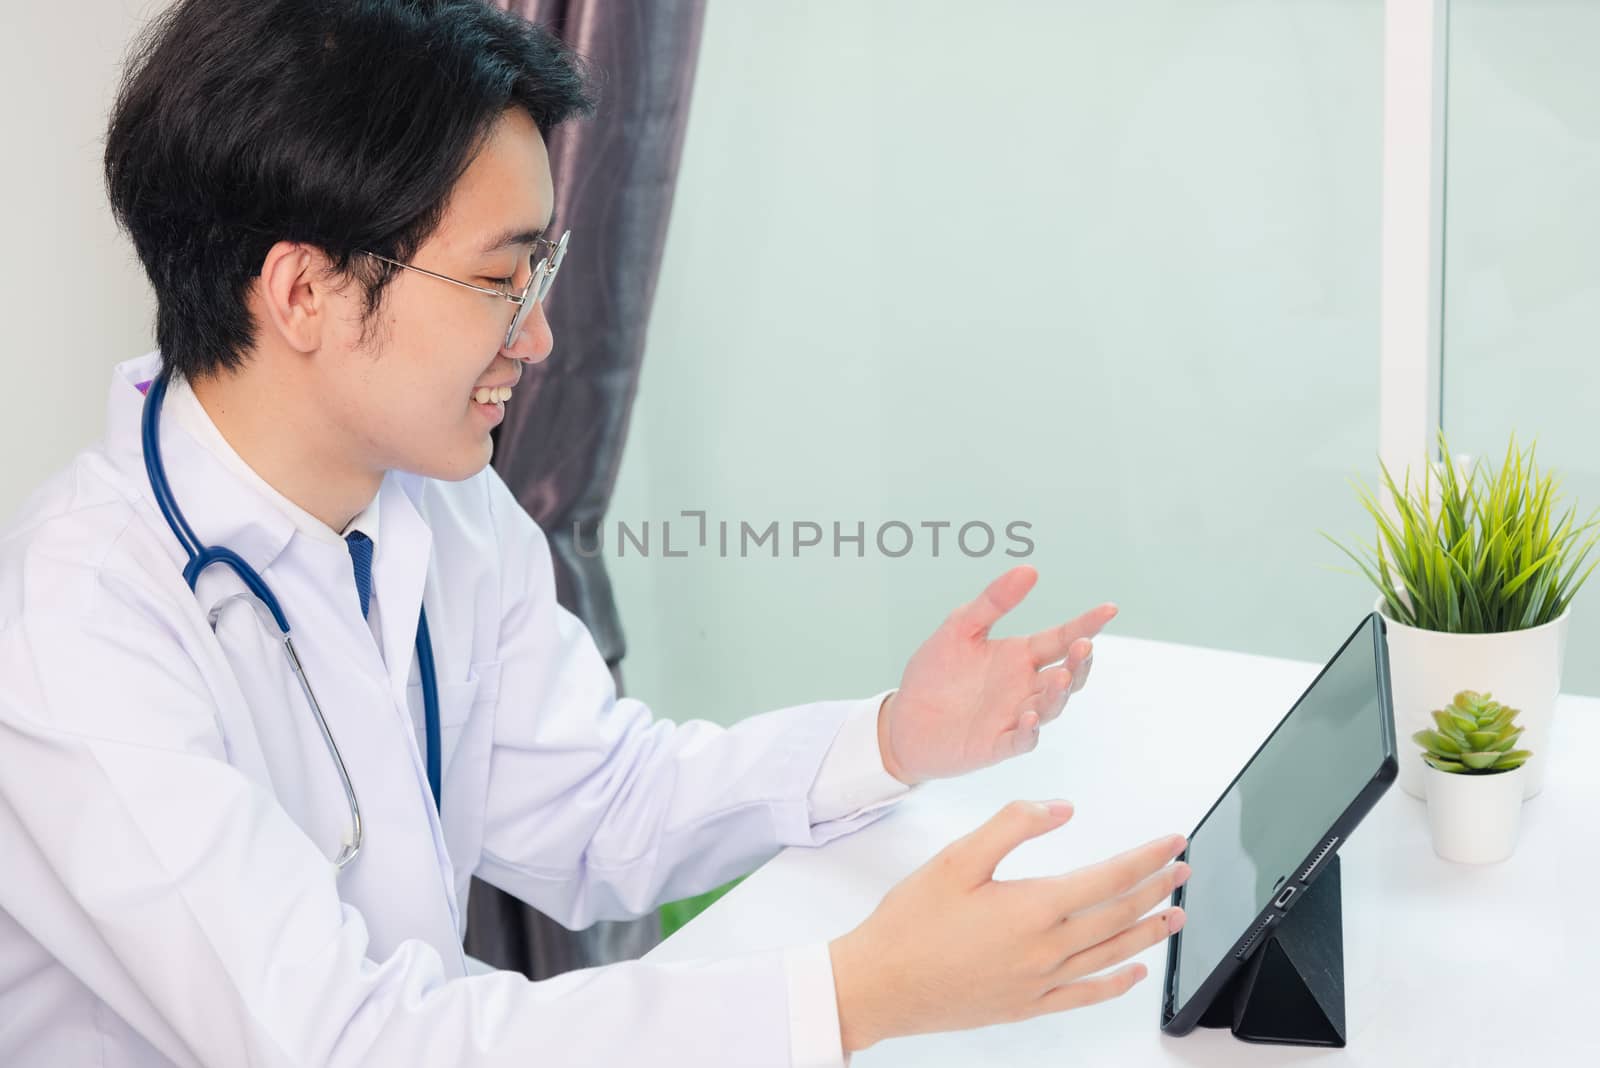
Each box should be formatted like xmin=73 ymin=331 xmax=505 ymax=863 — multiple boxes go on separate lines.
xmin=164 ymin=374 xmax=381 ymax=549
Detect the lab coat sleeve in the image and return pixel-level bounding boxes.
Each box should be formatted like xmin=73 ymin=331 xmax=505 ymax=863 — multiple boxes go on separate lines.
xmin=790 ymin=700 xmax=915 ymax=1068
xmin=473 ymin=471 xmax=911 ymax=928
xmin=0 ymin=570 xmax=824 ymax=1067
xmin=807 ymin=691 xmax=915 ymax=823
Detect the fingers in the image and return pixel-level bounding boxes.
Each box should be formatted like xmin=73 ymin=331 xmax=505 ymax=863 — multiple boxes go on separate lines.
xmin=996 ymin=710 xmax=1042 ymax=759
xmin=1026 ymin=603 xmax=1117 ymax=668
xmin=1028 ymin=962 xmax=1149 ymax=1017
xmin=1026 ymin=651 xmax=1088 ymax=731
xmin=1050 ymin=904 xmax=1185 ymax=986
xmin=1051 ymin=860 xmax=1188 ymax=962
xmin=1044 ymin=833 xmax=1188 ymax=916
xmin=1033 ymin=667 xmax=1073 ymax=725
xmin=957 ymin=566 xmax=1039 ymax=637
xmin=945 ymin=799 xmax=1073 ymax=885
xmin=1065 ymin=640 xmax=1094 ymax=695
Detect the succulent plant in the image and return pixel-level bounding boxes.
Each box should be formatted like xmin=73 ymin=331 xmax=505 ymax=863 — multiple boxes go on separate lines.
xmin=1413 ymin=691 xmax=1533 ymax=774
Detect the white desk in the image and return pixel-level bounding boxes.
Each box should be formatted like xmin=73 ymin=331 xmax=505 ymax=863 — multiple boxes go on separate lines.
xmin=646 ymin=633 xmax=1599 ymax=1065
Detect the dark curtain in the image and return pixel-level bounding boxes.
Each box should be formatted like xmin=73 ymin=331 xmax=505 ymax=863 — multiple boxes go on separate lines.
xmin=466 ymin=0 xmax=707 ymax=980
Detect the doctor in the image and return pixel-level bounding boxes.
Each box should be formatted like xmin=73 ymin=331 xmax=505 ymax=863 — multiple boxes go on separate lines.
xmin=0 ymin=1 xmax=1189 ymax=1065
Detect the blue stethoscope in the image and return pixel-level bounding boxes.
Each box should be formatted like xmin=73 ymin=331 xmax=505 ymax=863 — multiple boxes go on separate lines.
xmin=140 ymin=369 xmax=441 ymax=870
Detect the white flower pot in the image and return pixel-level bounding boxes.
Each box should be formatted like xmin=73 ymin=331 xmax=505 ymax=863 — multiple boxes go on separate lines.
xmin=1423 ymin=760 xmax=1528 ymax=864
xmin=1380 ymin=597 xmax=1568 ymax=801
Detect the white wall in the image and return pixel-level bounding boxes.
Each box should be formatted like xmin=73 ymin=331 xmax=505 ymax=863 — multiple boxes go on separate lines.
xmin=609 ymin=0 xmax=1390 ymax=726
xmin=0 ymin=1 xmax=165 ymax=517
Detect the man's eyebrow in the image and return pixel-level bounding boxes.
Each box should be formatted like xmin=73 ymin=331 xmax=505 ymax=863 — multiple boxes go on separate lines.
xmin=478 ymin=218 xmax=554 ymax=256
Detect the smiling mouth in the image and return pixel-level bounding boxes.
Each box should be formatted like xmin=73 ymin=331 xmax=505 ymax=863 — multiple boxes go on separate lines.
xmin=472 ymin=386 xmax=513 ymax=405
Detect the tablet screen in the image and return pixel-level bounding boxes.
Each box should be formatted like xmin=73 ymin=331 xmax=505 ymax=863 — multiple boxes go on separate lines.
xmin=1172 ymin=615 xmax=1389 ymax=1014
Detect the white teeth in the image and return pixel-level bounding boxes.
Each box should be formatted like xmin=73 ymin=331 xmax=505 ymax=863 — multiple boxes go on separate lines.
xmin=496 ymin=386 xmax=512 ymax=402
xmin=473 ymin=387 xmax=493 ymax=405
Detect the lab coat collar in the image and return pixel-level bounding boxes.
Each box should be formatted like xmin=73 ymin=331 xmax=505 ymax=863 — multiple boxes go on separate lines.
xmin=105 ymin=352 xmax=297 ymax=578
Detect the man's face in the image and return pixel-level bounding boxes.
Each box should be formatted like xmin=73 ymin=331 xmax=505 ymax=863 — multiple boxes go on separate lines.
xmin=322 ymin=107 xmax=556 ymax=482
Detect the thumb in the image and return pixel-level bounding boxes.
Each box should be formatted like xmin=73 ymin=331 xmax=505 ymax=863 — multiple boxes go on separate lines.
xmin=958 ymin=565 xmax=1038 ymax=637
xmin=950 ymin=799 xmax=1074 ymax=884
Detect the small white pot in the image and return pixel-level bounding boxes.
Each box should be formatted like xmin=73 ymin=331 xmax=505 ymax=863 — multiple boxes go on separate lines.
xmin=1380 ymin=597 xmax=1568 ymax=800
xmin=1423 ymin=760 xmax=1528 ymax=864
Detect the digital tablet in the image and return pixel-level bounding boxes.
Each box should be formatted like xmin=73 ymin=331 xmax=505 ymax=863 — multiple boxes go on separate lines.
xmin=1160 ymin=612 xmax=1396 ymax=1035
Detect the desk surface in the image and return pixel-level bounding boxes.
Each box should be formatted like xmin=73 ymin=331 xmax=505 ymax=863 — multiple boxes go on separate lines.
xmin=646 ymin=632 xmax=1599 ymax=1066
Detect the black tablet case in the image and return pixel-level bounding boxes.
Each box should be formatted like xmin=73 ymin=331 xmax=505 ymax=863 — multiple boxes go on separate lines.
xmin=1162 ymin=613 xmax=1392 ymax=1045
xmin=1195 ymin=854 xmax=1346 ymax=1047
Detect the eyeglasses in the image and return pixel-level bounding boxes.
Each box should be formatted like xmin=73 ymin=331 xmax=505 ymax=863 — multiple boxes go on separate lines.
xmin=365 ymin=230 xmax=570 ymax=349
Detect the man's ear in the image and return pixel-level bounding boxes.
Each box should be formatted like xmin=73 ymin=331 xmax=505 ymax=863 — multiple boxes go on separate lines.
xmin=254 ymin=240 xmax=337 ymax=354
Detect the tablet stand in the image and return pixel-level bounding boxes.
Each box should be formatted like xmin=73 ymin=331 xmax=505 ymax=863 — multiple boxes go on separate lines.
xmin=1195 ymin=854 xmax=1346 ymax=1047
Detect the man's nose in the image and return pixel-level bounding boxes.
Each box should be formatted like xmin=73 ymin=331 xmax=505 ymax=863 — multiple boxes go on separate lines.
xmin=504 ymin=301 xmax=554 ymax=363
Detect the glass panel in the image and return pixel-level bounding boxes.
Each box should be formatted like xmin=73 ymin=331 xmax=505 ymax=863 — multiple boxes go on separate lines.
xmin=1443 ymin=0 xmax=1600 ymax=696
xmin=607 ymin=0 xmax=1385 ymax=724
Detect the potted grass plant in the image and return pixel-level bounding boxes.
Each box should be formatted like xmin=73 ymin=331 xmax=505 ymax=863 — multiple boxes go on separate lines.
xmin=1327 ymin=433 xmax=1598 ymax=800
xmin=1415 ymin=691 xmax=1531 ymax=863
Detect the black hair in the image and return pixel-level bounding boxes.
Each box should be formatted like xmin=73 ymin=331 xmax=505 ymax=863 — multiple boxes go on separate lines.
xmin=104 ymin=0 xmax=595 ymax=381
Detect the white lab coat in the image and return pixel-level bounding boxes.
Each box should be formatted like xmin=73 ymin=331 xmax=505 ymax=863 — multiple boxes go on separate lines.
xmin=0 ymin=352 xmax=909 ymax=1067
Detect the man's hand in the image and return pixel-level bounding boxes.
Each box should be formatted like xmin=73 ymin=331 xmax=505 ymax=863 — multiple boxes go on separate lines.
xmin=829 ymin=801 xmax=1188 ymax=1052
xmin=878 ymin=566 xmax=1116 ymax=785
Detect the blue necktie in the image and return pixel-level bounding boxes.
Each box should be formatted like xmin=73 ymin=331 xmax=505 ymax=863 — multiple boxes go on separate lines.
xmin=345 ymin=531 xmax=373 ymax=619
